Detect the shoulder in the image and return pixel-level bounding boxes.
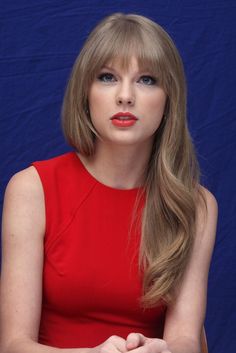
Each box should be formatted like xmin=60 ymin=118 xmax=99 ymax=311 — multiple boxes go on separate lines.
xmin=6 ymin=152 xmax=75 ymax=194
xmin=199 ymin=185 xmax=218 ymax=210
xmin=193 ymin=186 xmax=218 ymax=259
xmin=5 ymin=166 xmax=44 ymax=201
xmin=197 ymin=186 xmax=218 ymax=229
xmin=31 ymin=152 xmax=79 ymax=185
xmin=3 ymin=167 xmax=45 ymax=236
xmin=32 ymin=151 xmax=75 ymax=170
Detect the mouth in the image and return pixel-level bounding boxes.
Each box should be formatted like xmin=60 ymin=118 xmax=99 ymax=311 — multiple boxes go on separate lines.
xmin=110 ymin=112 xmax=138 ymax=127
xmin=111 ymin=112 xmax=138 ymax=121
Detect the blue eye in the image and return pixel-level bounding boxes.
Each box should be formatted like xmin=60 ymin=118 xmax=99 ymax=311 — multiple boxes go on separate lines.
xmin=139 ymin=75 xmax=157 ymax=85
xmin=98 ymin=73 xmax=116 ymax=82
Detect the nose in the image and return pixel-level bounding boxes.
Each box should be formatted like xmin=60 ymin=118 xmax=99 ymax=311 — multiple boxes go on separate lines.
xmin=116 ymin=81 xmax=135 ymax=107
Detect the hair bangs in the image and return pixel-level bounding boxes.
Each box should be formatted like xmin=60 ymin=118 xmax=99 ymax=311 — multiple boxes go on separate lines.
xmin=85 ymin=19 xmax=169 ymax=92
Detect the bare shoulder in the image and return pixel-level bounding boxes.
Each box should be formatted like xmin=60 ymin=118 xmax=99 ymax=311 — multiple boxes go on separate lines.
xmin=3 ymin=166 xmax=45 ymax=239
xmin=197 ymin=185 xmax=218 ymax=222
xmin=194 ymin=185 xmax=218 ymax=251
xmin=5 ymin=166 xmax=43 ymax=196
xmin=199 ymin=185 xmax=218 ymax=210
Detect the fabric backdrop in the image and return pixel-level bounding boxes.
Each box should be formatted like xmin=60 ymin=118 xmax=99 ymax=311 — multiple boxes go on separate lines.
xmin=1 ymin=1 xmax=235 ymax=352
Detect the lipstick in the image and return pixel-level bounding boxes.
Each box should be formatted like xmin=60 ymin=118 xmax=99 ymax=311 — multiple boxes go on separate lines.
xmin=111 ymin=112 xmax=138 ymax=127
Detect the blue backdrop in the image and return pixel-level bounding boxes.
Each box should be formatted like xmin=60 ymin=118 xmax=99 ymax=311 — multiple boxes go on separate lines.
xmin=1 ymin=1 xmax=236 ymax=352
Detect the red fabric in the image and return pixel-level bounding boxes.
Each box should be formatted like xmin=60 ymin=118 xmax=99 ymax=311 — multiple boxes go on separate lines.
xmin=32 ymin=152 xmax=166 ymax=348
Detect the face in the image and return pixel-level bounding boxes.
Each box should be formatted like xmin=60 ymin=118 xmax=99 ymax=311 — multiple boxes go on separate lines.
xmin=88 ymin=56 xmax=167 ymax=149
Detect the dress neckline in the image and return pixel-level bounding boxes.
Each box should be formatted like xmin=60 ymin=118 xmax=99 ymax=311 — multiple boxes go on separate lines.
xmin=72 ymin=151 xmax=143 ymax=194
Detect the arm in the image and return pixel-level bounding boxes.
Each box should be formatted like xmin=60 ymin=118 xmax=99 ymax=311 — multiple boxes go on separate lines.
xmin=163 ymin=187 xmax=217 ymax=353
xmin=0 ymin=167 xmax=126 ymax=353
xmin=0 ymin=167 xmax=47 ymax=352
xmin=126 ymin=187 xmax=218 ymax=353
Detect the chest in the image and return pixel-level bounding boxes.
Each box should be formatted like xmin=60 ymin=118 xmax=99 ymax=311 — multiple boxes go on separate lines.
xmin=43 ymin=190 xmax=146 ymax=319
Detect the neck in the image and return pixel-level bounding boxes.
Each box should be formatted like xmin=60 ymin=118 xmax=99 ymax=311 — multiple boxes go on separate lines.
xmin=79 ymin=140 xmax=153 ymax=189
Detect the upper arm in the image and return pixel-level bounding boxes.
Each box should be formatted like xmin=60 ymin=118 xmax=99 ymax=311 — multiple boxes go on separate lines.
xmin=0 ymin=167 xmax=45 ymax=348
xmin=163 ymin=187 xmax=218 ymax=343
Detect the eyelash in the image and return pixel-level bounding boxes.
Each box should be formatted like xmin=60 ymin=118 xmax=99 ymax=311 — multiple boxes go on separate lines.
xmin=97 ymin=73 xmax=157 ymax=86
xmin=98 ymin=73 xmax=116 ymax=82
xmin=139 ymin=76 xmax=157 ymax=85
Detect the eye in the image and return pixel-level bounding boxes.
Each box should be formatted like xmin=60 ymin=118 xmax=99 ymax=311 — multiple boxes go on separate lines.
xmin=97 ymin=73 xmax=116 ymax=83
xmin=138 ymin=75 xmax=157 ymax=85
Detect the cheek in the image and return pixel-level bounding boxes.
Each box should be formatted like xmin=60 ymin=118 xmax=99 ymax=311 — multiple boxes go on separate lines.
xmin=88 ymin=89 xmax=100 ymax=113
xmin=88 ymin=88 xmax=112 ymax=130
xmin=145 ymin=93 xmax=167 ymax=130
xmin=88 ymin=86 xmax=112 ymax=113
xmin=151 ymin=93 xmax=166 ymax=112
xmin=140 ymin=89 xmax=166 ymax=113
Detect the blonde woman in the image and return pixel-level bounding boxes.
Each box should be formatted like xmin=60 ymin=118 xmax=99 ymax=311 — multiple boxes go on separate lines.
xmin=0 ymin=13 xmax=217 ymax=353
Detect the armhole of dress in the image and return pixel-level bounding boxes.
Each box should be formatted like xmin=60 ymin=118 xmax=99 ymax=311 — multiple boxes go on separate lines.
xmin=31 ymin=163 xmax=48 ymax=240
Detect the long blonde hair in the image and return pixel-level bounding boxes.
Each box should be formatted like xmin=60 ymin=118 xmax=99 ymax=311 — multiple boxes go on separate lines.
xmin=62 ymin=13 xmax=204 ymax=307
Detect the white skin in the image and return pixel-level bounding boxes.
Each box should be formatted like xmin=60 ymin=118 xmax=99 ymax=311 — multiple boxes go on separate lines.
xmin=0 ymin=56 xmax=218 ymax=353
xmin=81 ymin=56 xmax=167 ymax=190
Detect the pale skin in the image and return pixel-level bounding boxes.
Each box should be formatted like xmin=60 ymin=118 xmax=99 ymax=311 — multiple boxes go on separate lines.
xmin=0 ymin=57 xmax=218 ymax=353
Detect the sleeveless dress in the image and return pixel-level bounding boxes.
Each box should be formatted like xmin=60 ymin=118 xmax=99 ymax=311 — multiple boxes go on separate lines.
xmin=32 ymin=152 xmax=166 ymax=348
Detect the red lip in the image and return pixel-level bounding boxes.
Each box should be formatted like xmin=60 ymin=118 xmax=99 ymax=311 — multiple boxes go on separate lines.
xmin=111 ymin=112 xmax=138 ymax=120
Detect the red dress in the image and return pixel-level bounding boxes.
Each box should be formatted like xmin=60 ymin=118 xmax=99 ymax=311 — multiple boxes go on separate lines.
xmin=32 ymin=152 xmax=166 ymax=348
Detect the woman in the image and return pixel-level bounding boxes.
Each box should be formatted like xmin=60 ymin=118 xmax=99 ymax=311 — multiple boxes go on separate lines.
xmin=0 ymin=13 xmax=217 ymax=353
